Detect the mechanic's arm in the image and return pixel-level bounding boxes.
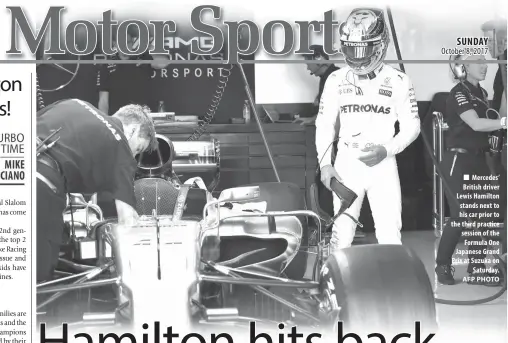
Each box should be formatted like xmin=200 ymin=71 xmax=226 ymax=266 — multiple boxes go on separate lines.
xmin=97 ymin=65 xmax=110 ymax=114
xmin=98 ymin=92 xmax=109 ymax=115
xmin=293 ymin=95 xmax=319 ymax=125
xmin=110 ymin=155 xmax=139 ymax=225
xmin=315 ymin=74 xmax=340 ymax=168
xmin=383 ymin=76 xmax=421 ymax=156
xmin=454 ymin=90 xmax=505 ymax=132
xmin=499 ymin=90 xmax=506 ymax=118
xmin=151 ymin=55 xmax=171 ymax=69
xmin=460 ymin=110 xmax=505 ymax=131
xmin=115 ymin=199 xmax=139 ymax=225
xmin=293 ymin=115 xmax=317 ymax=126
xmin=138 ymin=36 xmax=170 ymax=70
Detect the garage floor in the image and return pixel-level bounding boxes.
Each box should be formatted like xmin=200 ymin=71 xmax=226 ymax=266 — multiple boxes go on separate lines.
xmin=334 ymin=230 xmax=507 ymax=341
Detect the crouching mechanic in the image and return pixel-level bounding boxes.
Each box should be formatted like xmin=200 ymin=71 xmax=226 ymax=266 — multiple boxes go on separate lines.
xmin=36 ymin=99 xmax=157 ymax=282
xmin=316 ymin=8 xmax=421 ymax=250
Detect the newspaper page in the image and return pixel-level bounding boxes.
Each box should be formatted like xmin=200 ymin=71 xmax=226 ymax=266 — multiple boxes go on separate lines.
xmin=0 ymin=0 xmax=506 ymax=343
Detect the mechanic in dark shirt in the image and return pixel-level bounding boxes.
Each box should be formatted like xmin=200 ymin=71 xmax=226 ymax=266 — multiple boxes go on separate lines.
xmin=97 ymin=27 xmax=165 ymax=115
xmin=297 ymin=45 xmax=348 ymax=173
xmin=36 ymin=99 xmax=157 ymax=282
xmin=435 ymin=54 xmax=506 ymax=286
xmin=96 ymin=27 xmax=170 ymax=215
xmin=293 ymin=45 xmax=340 ymax=221
xmin=98 ymin=55 xmax=154 ymax=115
xmin=293 ymin=45 xmax=340 ymax=126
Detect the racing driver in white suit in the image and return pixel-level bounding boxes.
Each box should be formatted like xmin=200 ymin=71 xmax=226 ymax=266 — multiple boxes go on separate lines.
xmin=316 ymin=8 xmax=421 ymax=251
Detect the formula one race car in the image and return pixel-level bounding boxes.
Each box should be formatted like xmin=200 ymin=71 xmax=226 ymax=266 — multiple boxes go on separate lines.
xmin=36 ymin=135 xmax=437 ymax=336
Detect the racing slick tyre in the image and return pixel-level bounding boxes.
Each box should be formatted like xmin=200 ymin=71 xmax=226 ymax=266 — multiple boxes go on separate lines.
xmin=320 ymin=244 xmax=437 ymax=336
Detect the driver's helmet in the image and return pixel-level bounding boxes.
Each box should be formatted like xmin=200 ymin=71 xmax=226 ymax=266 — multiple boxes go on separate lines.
xmin=135 ymin=134 xmax=175 ymax=180
xmin=339 ymin=8 xmax=390 ymax=75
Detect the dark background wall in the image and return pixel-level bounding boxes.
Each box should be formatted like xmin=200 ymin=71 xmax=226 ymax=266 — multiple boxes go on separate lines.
xmin=36 ymin=32 xmax=255 ymax=124
xmin=37 ymin=53 xmax=435 ymax=190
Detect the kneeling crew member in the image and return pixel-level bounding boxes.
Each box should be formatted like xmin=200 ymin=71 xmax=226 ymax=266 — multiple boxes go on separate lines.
xmin=36 ymin=99 xmax=157 ymax=282
xmin=435 ymin=54 xmax=506 ymax=286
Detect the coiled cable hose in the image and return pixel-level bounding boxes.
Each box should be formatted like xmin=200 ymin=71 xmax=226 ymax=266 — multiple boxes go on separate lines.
xmin=36 ymin=73 xmax=45 ymax=110
xmin=187 ymin=64 xmax=235 ymax=141
xmin=186 ymin=64 xmax=234 ymax=192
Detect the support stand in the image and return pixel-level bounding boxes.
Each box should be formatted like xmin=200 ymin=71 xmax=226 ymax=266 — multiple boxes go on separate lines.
xmin=432 ymin=112 xmax=449 ymax=238
xmin=237 ymin=63 xmax=281 ymax=183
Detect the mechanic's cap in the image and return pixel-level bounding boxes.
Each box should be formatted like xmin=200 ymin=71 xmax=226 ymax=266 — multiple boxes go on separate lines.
xmin=303 ymin=45 xmax=330 ymax=60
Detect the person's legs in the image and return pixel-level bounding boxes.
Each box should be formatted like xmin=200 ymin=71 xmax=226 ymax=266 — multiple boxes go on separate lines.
xmin=366 ymin=157 xmax=402 ymax=245
xmin=435 ymin=151 xmax=470 ymax=284
xmin=36 ymin=171 xmax=66 ymax=283
xmin=465 ymin=154 xmax=502 ymax=286
xmin=435 ymin=151 xmax=496 ymax=285
xmin=330 ymin=155 xmax=366 ymax=251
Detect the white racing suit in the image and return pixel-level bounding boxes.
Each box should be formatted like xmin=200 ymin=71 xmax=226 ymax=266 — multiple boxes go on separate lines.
xmin=315 ymin=64 xmax=421 ymax=249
